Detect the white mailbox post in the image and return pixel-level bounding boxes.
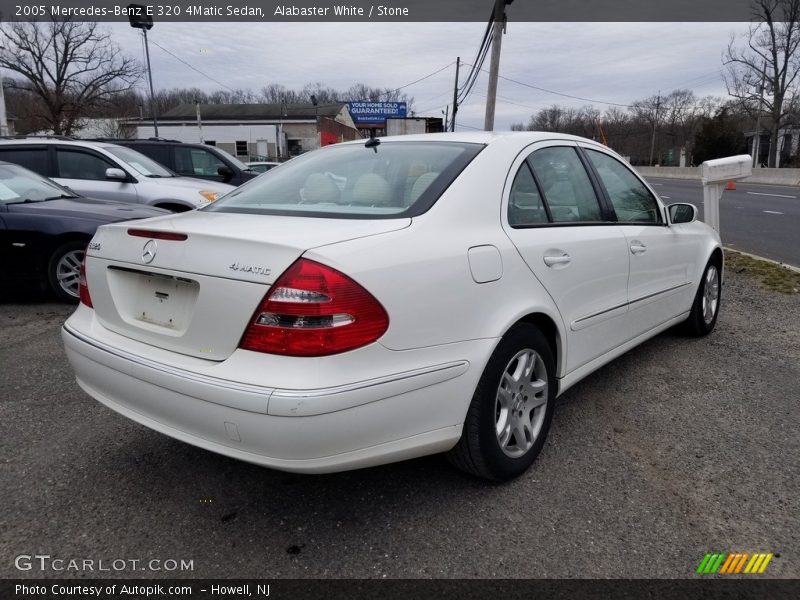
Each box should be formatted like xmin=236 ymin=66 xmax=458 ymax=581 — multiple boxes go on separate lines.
xmin=700 ymin=155 xmax=752 ymax=233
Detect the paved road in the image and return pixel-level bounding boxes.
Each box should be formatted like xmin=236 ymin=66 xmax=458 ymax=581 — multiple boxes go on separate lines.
xmin=2 ymin=270 xmax=798 ymax=580
xmin=644 ymin=177 xmax=800 ymax=267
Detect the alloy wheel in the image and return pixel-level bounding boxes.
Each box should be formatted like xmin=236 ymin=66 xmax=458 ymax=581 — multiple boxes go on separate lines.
xmin=494 ymin=348 xmax=549 ymax=458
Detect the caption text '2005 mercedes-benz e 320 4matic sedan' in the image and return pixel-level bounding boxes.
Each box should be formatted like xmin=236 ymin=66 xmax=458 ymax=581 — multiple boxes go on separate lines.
xmin=62 ymin=132 xmax=722 ymax=481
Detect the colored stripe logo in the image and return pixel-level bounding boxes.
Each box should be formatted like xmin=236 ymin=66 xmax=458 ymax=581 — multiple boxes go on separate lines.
xmin=696 ymin=552 xmax=773 ymax=574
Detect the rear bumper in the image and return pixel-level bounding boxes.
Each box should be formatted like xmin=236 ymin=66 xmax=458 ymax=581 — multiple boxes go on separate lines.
xmin=62 ymin=314 xmax=494 ymax=473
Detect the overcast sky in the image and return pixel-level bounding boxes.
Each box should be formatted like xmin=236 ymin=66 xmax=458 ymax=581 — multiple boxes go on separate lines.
xmin=103 ymin=21 xmax=753 ymax=130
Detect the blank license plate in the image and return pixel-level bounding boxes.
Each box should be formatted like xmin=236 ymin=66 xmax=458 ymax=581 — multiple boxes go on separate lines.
xmin=134 ymin=273 xmax=198 ymax=330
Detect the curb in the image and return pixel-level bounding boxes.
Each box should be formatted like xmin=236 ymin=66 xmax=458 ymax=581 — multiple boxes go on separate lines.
xmin=723 ymin=246 xmax=800 ymax=273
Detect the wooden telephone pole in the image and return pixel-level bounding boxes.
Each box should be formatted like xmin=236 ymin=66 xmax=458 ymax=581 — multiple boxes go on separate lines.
xmin=451 ymin=57 xmax=460 ymax=132
xmin=484 ymin=0 xmax=512 ymax=131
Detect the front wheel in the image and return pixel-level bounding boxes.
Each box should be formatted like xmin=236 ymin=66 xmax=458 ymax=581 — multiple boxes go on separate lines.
xmin=47 ymin=241 xmax=87 ymax=303
xmin=447 ymin=323 xmax=556 ymax=481
xmin=684 ymin=258 xmax=721 ymax=336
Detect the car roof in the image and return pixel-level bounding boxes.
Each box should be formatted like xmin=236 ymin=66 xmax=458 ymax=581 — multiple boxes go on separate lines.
xmin=0 ymin=138 xmax=125 ymax=151
xmin=116 ymin=139 xmax=201 ymax=146
xmin=338 ymin=131 xmax=599 ymax=146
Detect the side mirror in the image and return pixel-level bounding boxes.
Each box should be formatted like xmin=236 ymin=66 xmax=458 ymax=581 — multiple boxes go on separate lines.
xmin=217 ymin=165 xmax=234 ymax=182
xmin=668 ymin=203 xmax=697 ymax=224
xmin=105 ymin=168 xmax=128 ymax=181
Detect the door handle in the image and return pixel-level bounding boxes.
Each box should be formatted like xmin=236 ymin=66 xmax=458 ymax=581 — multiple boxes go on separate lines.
xmin=543 ymin=253 xmax=572 ymax=267
xmin=630 ymin=241 xmax=647 ymax=255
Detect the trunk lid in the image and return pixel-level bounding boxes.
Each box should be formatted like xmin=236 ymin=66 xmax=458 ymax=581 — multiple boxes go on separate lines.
xmin=84 ymin=211 xmax=409 ymax=360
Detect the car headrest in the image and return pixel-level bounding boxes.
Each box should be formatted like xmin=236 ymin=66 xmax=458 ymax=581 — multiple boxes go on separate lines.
xmin=301 ymin=173 xmax=341 ymax=204
xmin=351 ymin=173 xmax=392 ymax=206
xmin=410 ymin=172 xmax=439 ymax=203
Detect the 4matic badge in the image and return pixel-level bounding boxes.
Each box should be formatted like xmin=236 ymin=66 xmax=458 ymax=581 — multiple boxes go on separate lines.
xmin=229 ymin=262 xmax=271 ymax=276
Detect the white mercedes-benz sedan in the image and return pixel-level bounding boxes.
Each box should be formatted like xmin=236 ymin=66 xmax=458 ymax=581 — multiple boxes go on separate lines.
xmin=62 ymin=132 xmax=722 ymax=481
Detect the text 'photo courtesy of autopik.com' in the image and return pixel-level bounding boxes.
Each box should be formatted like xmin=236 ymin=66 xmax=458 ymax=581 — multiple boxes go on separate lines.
xmin=1 ymin=0 xmax=798 ymax=598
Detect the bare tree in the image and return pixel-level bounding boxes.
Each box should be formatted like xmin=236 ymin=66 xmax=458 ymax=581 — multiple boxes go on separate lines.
xmin=93 ymin=118 xmax=136 ymax=139
xmin=724 ymin=0 xmax=800 ymax=166
xmin=0 ymin=20 xmax=142 ymax=135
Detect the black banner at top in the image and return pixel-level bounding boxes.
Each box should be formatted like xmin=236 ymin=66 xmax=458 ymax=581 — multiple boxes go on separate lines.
xmin=0 ymin=0 xmax=781 ymax=23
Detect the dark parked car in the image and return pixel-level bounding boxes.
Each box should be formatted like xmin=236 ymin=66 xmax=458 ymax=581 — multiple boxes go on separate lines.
xmin=96 ymin=139 xmax=259 ymax=186
xmin=0 ymin=161 xmax=167 ymax=302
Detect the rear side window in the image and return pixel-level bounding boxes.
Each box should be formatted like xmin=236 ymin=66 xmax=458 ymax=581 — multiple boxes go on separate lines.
xmin=205 ymin=142 xmax=483 ymax=219
xmin=529 ymin=147 xmax=603 ymax=223
xmin=56 ymin=149 xmax=114 ymax=181
xmin=134 ymin=144 xmax=171 ymax=168
xmin=508 ymin=163 xmax=548 ymax=226
xmin=0 ymin=147 xmax=49 ymax=175
xmin=175 ymin=147 xmax=226 ymax=177
xmin=585 ymin=149 xmax=661 ymax=223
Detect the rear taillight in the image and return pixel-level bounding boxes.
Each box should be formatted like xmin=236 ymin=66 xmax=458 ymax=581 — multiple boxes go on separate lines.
xmin=79 ymin=258 xmax=93 ymax=308
xmin=240 ymin=258 xmax=389 ymax=357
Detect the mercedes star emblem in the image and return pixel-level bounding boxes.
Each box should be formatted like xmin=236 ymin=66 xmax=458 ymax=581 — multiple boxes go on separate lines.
xmin=142 ymin=240 xmax=157 ymax=264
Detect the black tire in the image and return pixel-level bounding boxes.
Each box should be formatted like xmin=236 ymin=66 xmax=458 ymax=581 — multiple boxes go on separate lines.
xmin=447 ymin=323 xmax=556 ymax=481
xmin=47 ymin=240 xmax=87 ymax=304
xmin=683 ymin=258 xmax=721 ymax=337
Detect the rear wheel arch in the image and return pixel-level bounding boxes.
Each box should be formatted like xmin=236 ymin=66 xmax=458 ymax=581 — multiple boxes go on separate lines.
xmin=448 ymin=321 xmax=557 ymax=480
xmin=45 ymin=234 xmax=92 ymax=302
xmin=515 ymin=312 xmax=562 ymax=378
xmin=42 ymin=233 xmax=92 ymax=270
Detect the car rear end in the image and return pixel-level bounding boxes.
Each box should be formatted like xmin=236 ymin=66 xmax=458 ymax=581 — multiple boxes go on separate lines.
xmin=62 ymin=139 xmax=495 ymax=472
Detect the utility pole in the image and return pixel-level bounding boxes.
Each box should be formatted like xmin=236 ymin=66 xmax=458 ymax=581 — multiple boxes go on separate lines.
xmin=0 ymin=43 xmax=8 ymax=136
xmin=443 ymin=105 xmax=449 ymax=132
xmin=451 ymin=57 xmax=460 ymax=132
xmin=142 ymin=27 xmax=158 ymax=137
xmin=195 ymin=99 xmax=203 ymax=143
xmin=128 ymin=5 xmax=158 ymax=137
xmin=484 ymin=0 xmax=512 ymax=131
xmin=0 ymin=66 xmax=8 ymax=136
xmin=648 ymin=91 xmax=661 ymax=166
xmin=752 ymin=60 xmax=767 ymax=168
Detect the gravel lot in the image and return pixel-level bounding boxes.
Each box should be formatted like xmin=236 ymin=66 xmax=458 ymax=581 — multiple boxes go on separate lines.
xmin=1 ymin=267 xmax=798 ymax=579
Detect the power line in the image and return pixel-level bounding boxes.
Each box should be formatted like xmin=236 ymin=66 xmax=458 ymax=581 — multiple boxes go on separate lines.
xmin=665 ymin=68 xmax=724 ymax=91
xmin=415 ymin=89 xmax=457 ymax=114
xmin=456 ymin=122 xmax=484 ymax=131
xmin=470 ymin=90 xmax=539 ymax=111
xmin=147 ymin=36 xmax=237 ymax=92
xmin=458 ymin=26 xmax=493 ymax=105
xmin=380 ymin=62 xmax=456 ymax=99
xmin=457 ymin=16 xmax=495 ymax=106
xmin=462 ymin=61 xmax=633 ymax=108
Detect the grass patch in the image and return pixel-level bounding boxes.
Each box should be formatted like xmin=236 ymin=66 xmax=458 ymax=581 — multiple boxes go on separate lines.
xmin=724 ymin=250 xmax=800 ymax=294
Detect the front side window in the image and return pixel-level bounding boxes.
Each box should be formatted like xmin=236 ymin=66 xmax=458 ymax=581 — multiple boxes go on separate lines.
xmin=585 ymin=149 xmax=661 ymax=224
xmin=56 ymin=149 xmax=114 ymax=181
xmin=205 ymin=141 xmax=483 ymax=219
xmin=529 ymin=146 xmax=603 ymax=223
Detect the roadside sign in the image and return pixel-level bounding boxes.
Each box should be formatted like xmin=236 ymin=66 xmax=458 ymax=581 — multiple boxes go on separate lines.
xmin=347 ymin=102 xmax=407 ymax=126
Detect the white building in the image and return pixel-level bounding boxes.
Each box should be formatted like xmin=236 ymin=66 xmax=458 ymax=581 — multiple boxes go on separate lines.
xmin=129 ymin=103 xmax=358 ymax=160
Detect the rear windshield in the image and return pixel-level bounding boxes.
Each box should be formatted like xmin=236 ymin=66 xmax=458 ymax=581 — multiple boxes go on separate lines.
xmin=203 ymin=141 xmax=483 ymax=218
